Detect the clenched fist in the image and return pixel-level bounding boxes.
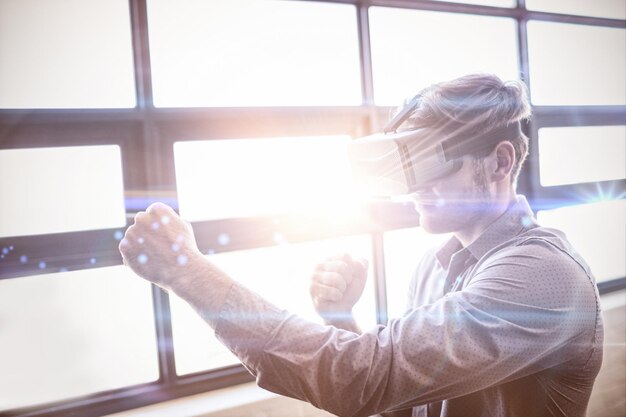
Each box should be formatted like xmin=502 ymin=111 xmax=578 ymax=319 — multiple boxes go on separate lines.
xmin=118 ymin=202 xmax=206 ymax=292
xmin=310 ymin=253 xmax=369 ymax=327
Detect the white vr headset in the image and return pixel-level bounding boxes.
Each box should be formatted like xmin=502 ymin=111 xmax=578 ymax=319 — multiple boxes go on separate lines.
xmin=348 ymin=95 xmax=522 ymax=196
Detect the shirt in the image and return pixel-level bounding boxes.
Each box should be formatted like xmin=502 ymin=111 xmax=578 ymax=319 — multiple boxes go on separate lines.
xmin=213 ymin=195 xmax=603 ymax=417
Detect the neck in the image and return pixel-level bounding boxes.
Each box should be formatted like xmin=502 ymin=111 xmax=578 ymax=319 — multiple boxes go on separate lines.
xmin=455 ymin=193 xmax=516 ymax=247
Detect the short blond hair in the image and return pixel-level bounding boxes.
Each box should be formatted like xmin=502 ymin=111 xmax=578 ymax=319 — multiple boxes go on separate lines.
xmin=403 ymin=74 xmax=532 ymax=188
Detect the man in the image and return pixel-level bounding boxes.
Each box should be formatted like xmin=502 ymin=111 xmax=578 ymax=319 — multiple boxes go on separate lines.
xmin=119 ymin=74 xmax=603 ymax=417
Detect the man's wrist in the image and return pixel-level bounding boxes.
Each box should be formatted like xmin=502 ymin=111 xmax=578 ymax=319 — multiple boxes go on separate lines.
xmin=170 ymin=256 xmax=235 ymax=327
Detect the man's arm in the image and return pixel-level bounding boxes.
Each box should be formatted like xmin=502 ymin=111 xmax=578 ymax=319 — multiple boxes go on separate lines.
xmin=120 ymin=203 xmax=599 ymax=417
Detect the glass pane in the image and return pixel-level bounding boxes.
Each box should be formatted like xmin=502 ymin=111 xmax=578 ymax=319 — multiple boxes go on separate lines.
xmin=537 ymin=200 xmax=626 ymax=282
xmin=384 ymin=228 xmax=451 ymax=319
xmin=527 ymin=21 xmax=626 ymax=105
xmin=0 ymin=267 xmax=158 ymax=410
xmin=0 ymin=0 xmax=135 ymax=108
xmin=369 ymin=7 xmax=519 ymax=106
xmin=526 ymin=0 xmax=626 ymax=20
xmin=171 ymin=235 xmax=375 ymax=375
xmin=174 ymin=136 xmax=360 ymax=221
xmin=539 ymin=126 xmax=626 ymax=186
xmin=147 ymin=0 xmax=361 ymax=107
xmin=0 ymin=146 xmax=126 ymax=237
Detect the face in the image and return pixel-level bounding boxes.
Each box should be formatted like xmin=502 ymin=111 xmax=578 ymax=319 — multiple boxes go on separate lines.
xmin=411 ymin=155 xmax=496 ymax=234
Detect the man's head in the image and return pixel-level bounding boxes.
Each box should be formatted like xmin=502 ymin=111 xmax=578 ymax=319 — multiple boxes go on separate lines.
xmin=403 ymin=73 xmax=531 ymax=189
xmin=403 ymin=74 xmax=532 ymax=236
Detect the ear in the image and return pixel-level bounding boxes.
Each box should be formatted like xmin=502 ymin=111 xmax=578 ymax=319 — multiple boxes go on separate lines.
xmin=489 ymin=141 xmax=515 ymax=182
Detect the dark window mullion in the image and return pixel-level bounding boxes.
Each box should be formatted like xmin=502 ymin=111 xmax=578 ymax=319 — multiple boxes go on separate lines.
xmin=372 ymin=232 xmax=389 ymax=325
xmin=129 ymin=0 xmax=154 ymax=110
xmin=151 ymin=285 xmax=177 ymax=384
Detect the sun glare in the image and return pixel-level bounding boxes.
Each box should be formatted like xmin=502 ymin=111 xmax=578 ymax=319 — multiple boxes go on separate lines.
xmin=174 ymin=136 xmax=367 ymax=224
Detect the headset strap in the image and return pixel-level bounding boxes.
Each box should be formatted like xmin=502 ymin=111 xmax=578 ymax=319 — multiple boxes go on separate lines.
xmin=439 ymin=122 xmax=522 ymax=162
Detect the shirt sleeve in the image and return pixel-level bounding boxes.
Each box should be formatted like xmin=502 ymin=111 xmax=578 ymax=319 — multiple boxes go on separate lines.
xmin=213 ymin=238 xmax=600 ymax=417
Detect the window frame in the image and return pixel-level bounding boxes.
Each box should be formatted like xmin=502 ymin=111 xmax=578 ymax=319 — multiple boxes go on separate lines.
xmin=0 ymin=0 xmax=624 ymax=416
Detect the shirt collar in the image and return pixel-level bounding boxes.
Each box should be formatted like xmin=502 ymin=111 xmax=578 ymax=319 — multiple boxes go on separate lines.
xmin=436 ymin=195 xmax=537 ymax=269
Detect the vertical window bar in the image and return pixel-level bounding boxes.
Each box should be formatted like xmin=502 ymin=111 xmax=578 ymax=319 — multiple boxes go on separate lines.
xmin=357 ymin=4 xmax=375 ymax=107
xmin=129 ymin=0 xmax=154 ymax=109
xmin=371 ymin=232 xmax=389 ymax=325
xmin=151 ymin=285 xmax=177 ymax=383
xmin=515 ymin=1 xmax=535 ymax=198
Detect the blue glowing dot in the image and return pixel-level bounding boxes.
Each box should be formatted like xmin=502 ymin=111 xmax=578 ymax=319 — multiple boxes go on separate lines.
xmin=177 ymin=254 xmax=188 ymax=266
xmin=171 ymin=243 xmax=180 ymax=252
xmin=161 ymin=215 xmax=170 ymax=225
xmin=137 ymin=237 xmax=145 ymax=244
xmin=217 ymin=233 xmax=230 ymax=246
xmin=9 ymin=246 xmax=14 ymax=251
xmin=436 ymin=198 xmax=446 ymax=208
xmin=2 ymin=248 xmax=8 ymax=255
xmin=151 ymin=222 xmax=160 ymax=230
xmin=0 ymin=254 xmax=4 ymax=259
xmin=521 ymin=216 xmax=532 ymax=227
xmin=90 ymin=258 xmax=97 ymax=265
xmin=38 ymin=261 xmax=46 ymax=269
xmin=20 ymin=255 xmax=28 ymax=263
xmin=59 ymin=267 xmax=68 ymax=273
xmin=206 ymin=249 xmax=215 ymax=255
xmin=114 ymin=230 xmax=124 ymax=241
xmin=138 ymin=254 xmax=148 ymax=264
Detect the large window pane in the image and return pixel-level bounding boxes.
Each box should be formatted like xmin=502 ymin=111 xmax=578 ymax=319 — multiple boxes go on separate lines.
xmin=384 ymin=228 xmax=450 ymax=319
xmin=171 ymin=235 xmax=375 ymax=375
xmin=0 ymin=0 xmax=136 ymax=108
xmin=0 ymin=146 xmax=126 ymax=237
xmin=539 ymin=126 xmax=626 ymax=186
xmin=369 ymin=7 xmax=519 ymax=106
xmin=0 ymin=267 xmax=158 ymax=410
xmin=174 ymin=136 xmax=359 ymax=221
xmin=537 ymin=200 xmax=626 ymax=282
xmin=527 ymin=21 xmax=626 ymax=105
xmin=526 ymin=0 xmax=626 ymax=20
xmin=147 ymin=0 xmax=361 ymax=107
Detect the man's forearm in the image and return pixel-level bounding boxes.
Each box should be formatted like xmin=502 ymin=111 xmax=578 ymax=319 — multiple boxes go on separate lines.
xmin=170 ymin=259 xmax=234 ymax=328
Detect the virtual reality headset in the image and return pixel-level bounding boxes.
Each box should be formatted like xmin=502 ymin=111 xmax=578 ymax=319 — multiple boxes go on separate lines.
xmin=348 ymin=95 xmax=522 ymax=196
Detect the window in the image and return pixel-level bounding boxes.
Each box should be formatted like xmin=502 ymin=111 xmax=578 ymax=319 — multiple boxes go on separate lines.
xmin=147 ymin=0 xmax=361 ymax=107
xmin=174 ymin=136 xmax=360 ymax=221
xmin=384 ymin=228 xmax=450 ymax=319
xmin=537 ymin=200 xmax=626 ymax=282
xmin=526 ymin=0 xmax=626 ymax=20
xmin=0 ymin=146 xmax=126 ymax=237
xmin=0 ymin=0 xmax=136 ymax=108
xmin=369 ymin=7 xmax=519 ymax=105
xmin=538 ymin=126 xmax=626 ymax=187
xmin=171 ymin=235 xmax=376 ymax=375
xmin=1 ymin=0 xmax=624 ymax=415
xmin=527 ymin=21 xmax=626 ymax=105
xmin=0 ymin=267 xmax=158 ymax=411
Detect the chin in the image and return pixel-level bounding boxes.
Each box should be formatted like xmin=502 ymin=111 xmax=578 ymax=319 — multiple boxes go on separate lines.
xmin=418 ymin=214 xmax=454 ymax=235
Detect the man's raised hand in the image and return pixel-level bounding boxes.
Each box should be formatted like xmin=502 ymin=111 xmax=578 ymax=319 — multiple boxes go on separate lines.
xmin=118 ymin=202 xmax=205 ymax=292
xmin=310 ymin=253 xmax=369 ymax=325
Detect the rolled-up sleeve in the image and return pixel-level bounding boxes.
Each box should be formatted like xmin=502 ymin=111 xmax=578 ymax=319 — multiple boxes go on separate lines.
xmin=214 ymin=239 xmax=599 ymax=417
